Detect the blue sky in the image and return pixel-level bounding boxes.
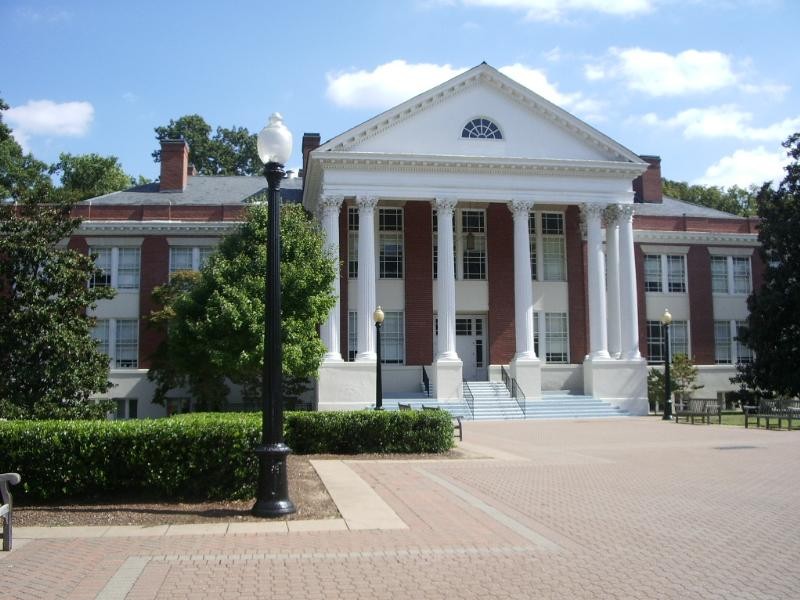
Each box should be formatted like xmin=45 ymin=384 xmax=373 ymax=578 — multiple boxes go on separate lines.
xmin=2 ymin=0 xmax=798 ymax=189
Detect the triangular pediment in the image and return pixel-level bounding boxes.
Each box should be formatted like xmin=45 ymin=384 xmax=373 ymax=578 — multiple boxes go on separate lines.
xmin=317 ymin=63 xmax=642 ymax=164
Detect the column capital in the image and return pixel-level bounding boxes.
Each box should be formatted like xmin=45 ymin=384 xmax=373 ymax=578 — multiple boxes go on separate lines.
xmin=319 ymin=194 xmax=344 ymax=215
xmin=355 ymin=194 xmax=379 ymax=211
xmin=617 ymin=203 xmax=636 ymax=221
xmin=603 ymin=204 xmax=621 ymax=226
xmin=507 ymin=197 xmax=535 ymax=218
xmin=432 ymin=196 xmax=458 ymax=213
xmin=581 ymin=202 xmax=606 ymax=220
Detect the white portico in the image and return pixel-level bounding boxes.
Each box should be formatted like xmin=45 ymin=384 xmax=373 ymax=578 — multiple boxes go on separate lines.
xmin=303 ymin=63 xmax=649 ymax=415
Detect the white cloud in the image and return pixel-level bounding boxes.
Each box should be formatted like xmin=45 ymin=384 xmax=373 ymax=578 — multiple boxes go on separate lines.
xmin=587 ymin=47 xmax=738 ymax=96
xmin=326 ymin=61 xmax=467 ymax=109
xmin=695 ymin=147 xmax=788 ymax=188
xmin=4 ymin=99 xmax=94 ymax=149
xmin=638 ymin=105 xmax=800 ymax=141
xmin=457 ymin=0 xmax=653 ymax=22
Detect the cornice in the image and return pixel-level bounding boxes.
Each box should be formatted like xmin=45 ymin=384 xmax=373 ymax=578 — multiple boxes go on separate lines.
xmin=634 ymin=229 xmax=759 ymax=246
xmin=77 ymin=221 xmax=240 ymax=236
xmin=315 ymin=152 xmax=645 ymax=179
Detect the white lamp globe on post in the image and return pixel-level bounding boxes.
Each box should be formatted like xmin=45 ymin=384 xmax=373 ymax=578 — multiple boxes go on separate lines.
xmin=374 ymin=306 xmax=385 ymax=410
xmin=661 ymin=308 xmax=673 ymax=421
xmin=252 ymin=113 xmax=296 ymax=518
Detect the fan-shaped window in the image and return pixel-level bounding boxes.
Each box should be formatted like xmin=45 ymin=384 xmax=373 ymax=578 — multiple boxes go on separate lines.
xmin=461 ymin=118 xmax=503 ymax=140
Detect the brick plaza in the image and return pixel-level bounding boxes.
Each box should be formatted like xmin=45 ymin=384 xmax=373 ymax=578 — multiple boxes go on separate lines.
xmin=4 ymin=418 xmax=799 ymax=599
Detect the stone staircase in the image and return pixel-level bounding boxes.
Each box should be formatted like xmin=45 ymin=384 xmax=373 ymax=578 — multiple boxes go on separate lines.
xmin=524 ymin=391 xmax=629 ymax=419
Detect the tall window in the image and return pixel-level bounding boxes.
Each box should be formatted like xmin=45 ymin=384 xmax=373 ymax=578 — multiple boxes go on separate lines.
xmin=90 ymin=318 xmax=139 ymax=368
xmin=89 ymin=246 xmax=140 ymax=290
xmin=347 ymin=311 xmax=357 ymax=361
xmin=528 ymin=213 xmax=537 ymax=280
xmin=646 ymin=320 xmax=689 ymax=363
xmin=379 ymin=208 xmax=403 ymax=279
xmin=169 ymin=246 xmax=214 ymax=276
xmin=711 ymin=255 xmax=751 ymax=295
xmin=544 ymin=312 xmax=569 ymax=363
xmin=380 ymin=311 xmax=405 ymax=364
xmin=644 ymin=255 xmax=686 ymax=293
xmin=461 ymin=209 xmax=486 ymax=280
xmin=348 ymin=208 xmax=358 ymax=279
xmin=715 ymin=320 xmax=753 ymax=364
xmin=541 ymin=213 xmax=566 ymax=281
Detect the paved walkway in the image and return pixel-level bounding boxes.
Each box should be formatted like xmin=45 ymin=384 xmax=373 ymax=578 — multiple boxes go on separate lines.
xmin=4 ymin=418 xmax=800 ymax=599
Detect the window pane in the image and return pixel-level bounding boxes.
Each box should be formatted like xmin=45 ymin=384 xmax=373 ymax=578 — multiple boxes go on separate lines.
xmin=92 ymin=320 xmax=110 ymax=357
xmin=670 ymin=321 xmax=689 ymax=358
xmin=90 ymin=248 xmax=112 ymax=288
xmin=710 ymin=256 xmax=728 ymax=293
xmin=733 ymin=257 xmax=751 ymax=294
xmin=456 ymin=319 xmax=472 ymax=336
xmin=528 ymin=213 xmax=537 ymax=280
xmin=198 ymin=247 xmax=215 ymax=269
xmin=380 ymin=312 xmax=404 ymax=364
xmin=644 ymin=255 xmax=662 ymax=292
xmin=347 ymin=311 xmax=357 ymax=361
xmin=348 ymin=208 xmax=358 ymax=279
xmin=714 ymin=321 xmax=732 ymax=364
xmin=667 ymin=255 xmax=686 ymax=293
xmin=541 ymin=213 xmax=563 ymax=235
xmin=169 ymin=247 xmax=194 ymax=274
xmin=542 ymin=237 xmax=565 ymax=281
xmin=379 ymin=209 xmax=403 ymax=279
xmin=117 ymin=248 xmax=140 ymax=290
xmin=461 ymin=210 xmax=484 ymax=233
xmin=533 ymin=313 xmax=540 ymax=357
xmin=115 ymin=319 xmax=138 ymax=368
xmin=544 ymin=312 xmax=568 ymax=363
xmin=646 ymin=321 xmax=664 ymax=363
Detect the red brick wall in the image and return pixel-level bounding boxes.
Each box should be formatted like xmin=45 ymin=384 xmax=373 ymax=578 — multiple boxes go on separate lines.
xmin=633 ymin=243 xmax=649 ymax=359
xmin=67 ymin=236 xmax=88 ymax=254
xmin=565 ymin=206 xmax=588 ymax=362
xmin=687 ymin=246 xmax=715 ymax=364
xmin=339 ymin=205 xmax=349 ymax=358
xmin=487 ymin=204 xmax=515 ymax=364
xmin=138 ymin=236 xmax=169 ymax=368
xmin=404 ymin=203 xmax=433 ymax=365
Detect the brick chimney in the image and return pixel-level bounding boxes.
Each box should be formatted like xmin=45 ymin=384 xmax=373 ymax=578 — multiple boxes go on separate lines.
xmin=159 ymin=139 xmax=190 ymax=192
xmin=633 ymin=155 xmax=662 ymax=203
xmin=300 ymin=132 xmax=321 ymax=179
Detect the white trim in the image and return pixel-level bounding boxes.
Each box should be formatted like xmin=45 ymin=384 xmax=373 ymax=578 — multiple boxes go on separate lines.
xmin=708 ymin=246 xmax=756 ymax=257
xmin=79 ymin=222 xmax=239 ymax=235
xmin=86 ymin=236 xmax=143 ymax=246
xmin=634 ymin=230 xmax=758 ymax=246
xmin=640 ymin=244 xmax=690 ymax=255
xmin=166 ymin=237 xmax=221 ymax=246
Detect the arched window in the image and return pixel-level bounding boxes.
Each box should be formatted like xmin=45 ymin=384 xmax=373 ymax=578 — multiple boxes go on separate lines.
xmin=461 ymin=118 xmax=503 ymax=140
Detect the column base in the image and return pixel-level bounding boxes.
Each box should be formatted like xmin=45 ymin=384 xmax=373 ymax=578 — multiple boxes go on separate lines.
xmin=355 ymin=351 xmax=377 ymax=362
xmin=435 ymin=358 xmax=462 ymax=403
xmin=322 ymin=352 xmax=344 ymax=363
xmin=510 ymin=356 xmax=542 ymax=400
xmin=317 ymin=361 xmax=377 ymax=410
xmin=583 ymin=356 xmax=648 ymax=415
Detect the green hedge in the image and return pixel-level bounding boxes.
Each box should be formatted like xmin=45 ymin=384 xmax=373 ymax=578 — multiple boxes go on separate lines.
xmin=0 ymin=410 xmax=453 ymax=501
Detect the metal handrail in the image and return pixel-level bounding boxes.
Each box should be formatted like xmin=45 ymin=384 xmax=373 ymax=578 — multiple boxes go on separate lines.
xmin=462 ymin=379 xmax=475 ymax=419
xmin=422 ymin=365 xmax=431 ymax=397
xmin=501 ymin=365 xmax=527 ymax=418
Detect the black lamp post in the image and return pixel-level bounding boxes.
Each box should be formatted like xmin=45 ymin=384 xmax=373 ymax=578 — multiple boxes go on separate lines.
xmin=252 ymin=113 xmax=296 ymax=517
xmin=374 ymin=306 xmax=384 ymax=410
xmin=661 ymin=308 xmax=673 ymax=421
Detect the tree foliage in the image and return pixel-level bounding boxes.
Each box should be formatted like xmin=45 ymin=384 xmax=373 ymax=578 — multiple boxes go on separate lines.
xmin=148 ymin=201 xmax=337 ymax=410
xmin=49 ymin=152 xmax=134 ymax=201
xmin=662 ymin=178 xmax=758 ymax=217
xmin=0 ymin=192 xmax=116 ymax=419
xmin=0 ymin=97 xmax=52 ymax=201
xmin=734 ymin=133 xmax=800 ymax=398
xmin=152 ymin=114 xmax=261 ymax=176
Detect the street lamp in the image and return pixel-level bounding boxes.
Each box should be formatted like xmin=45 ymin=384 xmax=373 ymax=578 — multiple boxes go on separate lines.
xmin=661 ymin=308 xmax=673 ymax=421
xmin=252 ymin=113 xmax=295 ymax=517
xmin=374 ymin=306 xmax=384 ymax=410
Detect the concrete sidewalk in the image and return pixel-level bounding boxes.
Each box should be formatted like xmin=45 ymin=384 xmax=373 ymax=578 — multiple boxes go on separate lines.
xmin=4 ymin=418 xmax=800 ymax=599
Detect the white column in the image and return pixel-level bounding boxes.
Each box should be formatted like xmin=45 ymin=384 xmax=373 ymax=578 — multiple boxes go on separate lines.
xmin=319 ymin=195 xmax=344 ymax=362
xmin=618 ymin=204 xmax=641 ymax=359
xmin=509 ymin=198 xmax=536 ymax=359
xmin=584 ymin=203 xmax=610 ymax=359
xmin=434 ymin=196 xmax=458 ymax=360
xmin=605 ymin=206 xmax=622 ymax=359
xmin=355 ymin=194 xmax=378 ymax=362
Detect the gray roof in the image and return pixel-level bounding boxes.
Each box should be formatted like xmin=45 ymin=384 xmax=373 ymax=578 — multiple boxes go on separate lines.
xmin=82 ymin=176 xmax=303 ymax=205
xmin=635 ymin=196 xmax=746 ymax=219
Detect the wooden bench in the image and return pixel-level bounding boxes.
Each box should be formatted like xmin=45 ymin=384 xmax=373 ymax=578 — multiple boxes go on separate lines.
xmin=675 ymin=398 xmax=722 ymax=424
xmin=1 ymin=473 xmax=21 ymax=551
xmin=422 ymin=405 xmax=463 ymax=442
xmin=744 ymin=397 xmax=800 ymax=430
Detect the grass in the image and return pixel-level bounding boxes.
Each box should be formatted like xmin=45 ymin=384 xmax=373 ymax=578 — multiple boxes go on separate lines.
xmin=671 ymin=412 xmax=799 ymax=430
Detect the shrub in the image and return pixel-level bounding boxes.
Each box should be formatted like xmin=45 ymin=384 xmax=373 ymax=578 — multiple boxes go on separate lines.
xmin=0 ymin=410 xmax=453 ymax=502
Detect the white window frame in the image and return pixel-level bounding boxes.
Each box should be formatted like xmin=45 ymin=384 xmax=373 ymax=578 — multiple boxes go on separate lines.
xmin=531 ymin=311 xmax=569 ymax=364
xmin=89 ymin=245 xmax=141 ymax=291
xmin=378 ymin=208 xmax=404 ymax=280
xmin=432 ymin=208 xmax=486 ymax=281
xmin=646 ymin=320 xmax=690 ymax=364
xmin=169 ymin=245 xmax=214 ymax=276
xmin=348 ymin=207 xmax=359 ymax=279
xmin=643 ymin=254 xmax=687 ymax=295
xmin=715 ymin=319 xmax=753 ymax=364
xmin=379 ymin=311 xmax=405 ymax=364
xmin=347 ymin=311 xmax=358 ymax=361
xmin=90 ymin=318 xmax=139 ymax=369
xmin=711 ymin=254 xmax=752 ymax=296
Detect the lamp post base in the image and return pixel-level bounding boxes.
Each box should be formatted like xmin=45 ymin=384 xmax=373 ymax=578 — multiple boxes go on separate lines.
xmin=252 ymin=443 xmax=296 ymax=517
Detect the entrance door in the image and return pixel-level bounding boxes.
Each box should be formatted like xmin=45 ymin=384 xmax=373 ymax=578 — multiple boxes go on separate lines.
xmin=435 ymin=315 xmax=487 ymax=381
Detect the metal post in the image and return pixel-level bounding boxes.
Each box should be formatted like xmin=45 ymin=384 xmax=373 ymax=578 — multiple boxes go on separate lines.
xmin=252 ymin=161 xmax=296 ymax=517
xmin=375 ymin=320 xmax=383 ymax=410
xmin=662 ymin=322 xmax=673 ymax=421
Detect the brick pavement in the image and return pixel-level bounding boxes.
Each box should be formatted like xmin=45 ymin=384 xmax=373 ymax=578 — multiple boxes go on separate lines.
xmin=3 ymin=418 xmax=799 ymax=599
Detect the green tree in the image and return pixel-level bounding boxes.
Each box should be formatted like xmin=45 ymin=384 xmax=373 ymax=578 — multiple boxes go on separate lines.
xmin=152 ymin=115 xmax=261 ymax=175
xmin=148 ymin=201 xmax=336 ymax=410
xmin=734 ymin=133 xmax=800 ymax=398
xmin=49 ymin=152 xmax=134 ymax=201
xmin=0 ymin=96 xmax=52 ymax=201
xmin=0 ymin=191 xmax=116 ymax=419
xmin=662 ymin=179 xmax=758 ymax=217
